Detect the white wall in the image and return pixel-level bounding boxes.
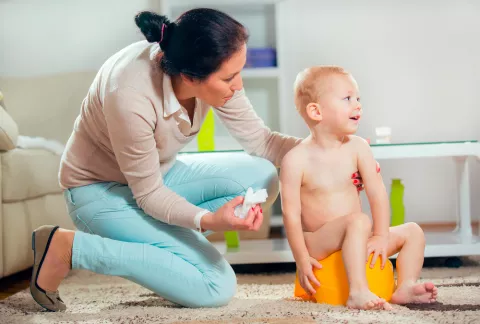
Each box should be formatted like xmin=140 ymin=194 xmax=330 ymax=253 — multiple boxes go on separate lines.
xmin=0 ymin=0 xmax=278 ymax=136
xmin=277 ymin=0 xmax=480 ymax=224
xmin=0 ymin=0 xmax=160 ymax=77
xmin=1 ymin=1 xmax=478 ymax=225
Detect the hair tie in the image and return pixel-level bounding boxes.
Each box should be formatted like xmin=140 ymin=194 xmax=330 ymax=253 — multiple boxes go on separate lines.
xmin=160 ymin=23 xmax=167 ymax=43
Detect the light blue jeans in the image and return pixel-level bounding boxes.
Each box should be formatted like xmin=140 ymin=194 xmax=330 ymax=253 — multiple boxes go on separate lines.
xmin=63 ymin=152 xmax=278 ymax=308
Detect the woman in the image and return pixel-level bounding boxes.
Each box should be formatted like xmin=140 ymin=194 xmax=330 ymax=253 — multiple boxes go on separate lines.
xmin=30 ymin=8 xmax=370 ymax=311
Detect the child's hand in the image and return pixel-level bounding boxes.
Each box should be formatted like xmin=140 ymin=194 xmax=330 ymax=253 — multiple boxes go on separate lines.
xmin=297 ymin=257 xmax=322 ymax=295
xmin=366 ymin=235 xmax=389 ymax=269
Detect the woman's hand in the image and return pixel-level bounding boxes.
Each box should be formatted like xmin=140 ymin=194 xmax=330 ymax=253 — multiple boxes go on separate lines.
xmin=200 ymin=196 xmax=263 ymax=232
xmin=352 ymin=161 xmax=381 ymax=191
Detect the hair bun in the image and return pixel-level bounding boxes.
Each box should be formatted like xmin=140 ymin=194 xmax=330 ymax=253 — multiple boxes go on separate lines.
xmin=135 ymin=11 xmax=172 ymax=45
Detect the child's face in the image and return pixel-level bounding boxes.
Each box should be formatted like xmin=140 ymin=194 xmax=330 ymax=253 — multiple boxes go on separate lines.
xmin=319 ymin=74 xmax=362 ymax=135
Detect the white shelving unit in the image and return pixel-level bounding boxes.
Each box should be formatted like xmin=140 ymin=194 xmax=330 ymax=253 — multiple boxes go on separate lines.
xmin=160 ymin=0 xmax=287 ymax=153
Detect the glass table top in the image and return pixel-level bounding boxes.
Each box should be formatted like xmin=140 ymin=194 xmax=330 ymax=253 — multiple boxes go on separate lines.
xmin=370 ymin=140 xmax=478 ymax=147
xmin=180 ymin=139 xmax=478 ymax=154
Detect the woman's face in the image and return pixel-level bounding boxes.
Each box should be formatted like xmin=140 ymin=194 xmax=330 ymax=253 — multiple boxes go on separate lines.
xmin=193 ymin=44 xmax=247 ymax=107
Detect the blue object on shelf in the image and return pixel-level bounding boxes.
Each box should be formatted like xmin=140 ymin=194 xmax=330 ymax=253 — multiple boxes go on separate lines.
xmin=246 ymin=47 xmax=277 ymax=68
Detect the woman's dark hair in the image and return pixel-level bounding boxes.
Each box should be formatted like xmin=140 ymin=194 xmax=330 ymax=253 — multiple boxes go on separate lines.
xmin=135 ymin=8 xmax=249 ymax=81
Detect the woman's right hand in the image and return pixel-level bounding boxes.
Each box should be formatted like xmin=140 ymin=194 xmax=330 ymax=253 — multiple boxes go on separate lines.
xmin=200 ymin=196 xmax=263 ymax=232
xmin=297 ymin=257 xmax=322 ymax=295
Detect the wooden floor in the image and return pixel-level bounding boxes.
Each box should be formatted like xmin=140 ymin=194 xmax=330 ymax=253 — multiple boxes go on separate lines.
xmin=0 ymin=222 xmax=477 ymax=300
xmin=0 ymin=268 xmax=31 ymax=300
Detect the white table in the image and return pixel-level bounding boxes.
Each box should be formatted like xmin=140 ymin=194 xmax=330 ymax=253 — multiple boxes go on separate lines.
xmin=212 ymin=141 xmax=480 ymax=264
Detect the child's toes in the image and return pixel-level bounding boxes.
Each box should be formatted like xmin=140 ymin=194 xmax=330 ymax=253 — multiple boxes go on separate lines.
xmin=372 ymin=299 xmax=385 ymax=310
xmin=383 ymin=302 xmax=393 ymax=310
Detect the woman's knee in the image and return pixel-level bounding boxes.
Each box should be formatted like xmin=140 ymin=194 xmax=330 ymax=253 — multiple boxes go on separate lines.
xmin=239 ymin=156 xmax=279 ymax=208
xmin=209 ymin=154 xmax=278 ymax=208
xmin=210 ymin=261 xmax=237 ymax=307
xmin=191 ymin=260 xmax=237 ymax=308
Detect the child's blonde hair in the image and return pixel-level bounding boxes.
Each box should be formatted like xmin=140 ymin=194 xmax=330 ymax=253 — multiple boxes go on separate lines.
xmin=293 ymin=65 xmax=350 ymax=114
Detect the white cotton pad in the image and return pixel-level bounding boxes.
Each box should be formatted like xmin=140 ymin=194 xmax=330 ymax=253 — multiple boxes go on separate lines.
xmin=234 ymin=188 xmax=268 ymax=219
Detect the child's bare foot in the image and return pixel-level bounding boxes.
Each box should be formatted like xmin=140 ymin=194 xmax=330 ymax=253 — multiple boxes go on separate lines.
xmin=347 ymin=290 xmax=393 ymax=310
xmin=391 ymin=281 xmax=438 ymax=304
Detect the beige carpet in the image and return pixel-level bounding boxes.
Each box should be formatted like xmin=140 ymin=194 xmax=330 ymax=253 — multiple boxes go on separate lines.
xmin=1 ymin=258 xmax=479 ymax=324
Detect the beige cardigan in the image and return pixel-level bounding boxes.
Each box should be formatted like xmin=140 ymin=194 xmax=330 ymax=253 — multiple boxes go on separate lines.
xmin=59 ymin=41 xmax=301 ymax=229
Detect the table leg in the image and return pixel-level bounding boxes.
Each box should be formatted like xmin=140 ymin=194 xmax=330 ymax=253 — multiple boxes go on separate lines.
xmin=454 ymin=157 xmax=473 ymax=243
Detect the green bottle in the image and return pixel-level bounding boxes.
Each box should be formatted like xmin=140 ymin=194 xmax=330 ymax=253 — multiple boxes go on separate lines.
xmin=224 ymin=231 xmax=240 ymax=249
xmin=197 ymin=108 xmax=240 ymax=248
xmin=390 ymin=179 xmax=405 ymax=226
xmin=197 ymin=108 xmax=215 ymax=151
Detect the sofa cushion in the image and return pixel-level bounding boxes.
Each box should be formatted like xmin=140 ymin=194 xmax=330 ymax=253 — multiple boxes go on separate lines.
xmin=0 ymin=104 xmax=18 ymax=151
xmin=0 ymin=90 xmax=5 ymax=108
xmin=0 ymin=89 xmax=20 ymax=151
xmin=2 ymin=148 xmax=62 ymax=202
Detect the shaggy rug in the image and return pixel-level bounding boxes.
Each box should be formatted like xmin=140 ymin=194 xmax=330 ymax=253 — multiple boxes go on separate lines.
xmin=1 ymin=258 xmax=479 ymax=324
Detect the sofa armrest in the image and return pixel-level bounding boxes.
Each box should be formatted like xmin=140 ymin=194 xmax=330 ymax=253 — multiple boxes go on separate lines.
xmin=0 ymin=104 xmax=18 ymax=151
xmin=2 ymin=148 xmax=62 ymax=203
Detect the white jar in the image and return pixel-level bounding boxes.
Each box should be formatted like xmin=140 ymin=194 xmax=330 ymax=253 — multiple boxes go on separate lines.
xmin=375 ymin=126 xmax=391 ymax=144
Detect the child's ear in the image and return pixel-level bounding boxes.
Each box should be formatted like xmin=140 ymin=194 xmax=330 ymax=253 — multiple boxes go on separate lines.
xmin=306 ymin=102 xmax=322 ymax=121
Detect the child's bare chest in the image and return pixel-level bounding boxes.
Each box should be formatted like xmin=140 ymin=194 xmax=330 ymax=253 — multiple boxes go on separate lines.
xmin=302 ymin=151 xmax=357 ymax=193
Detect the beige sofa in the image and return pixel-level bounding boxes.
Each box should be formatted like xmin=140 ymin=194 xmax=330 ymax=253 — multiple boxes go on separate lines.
xmin=0 ymin=71 xmax=272 ymax=279
xmin=0 ymin=72 xmax=96 ymax=279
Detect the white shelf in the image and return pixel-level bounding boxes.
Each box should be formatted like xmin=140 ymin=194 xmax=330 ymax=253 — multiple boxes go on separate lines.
xmin=371 ymin=141 xmax=480 ymax=159
xmin=165 ymin=0 xmax=284 ymax=7
xmin=182 ymin=137 xmax=480 ymax=156
xmin=212 ymin=232 xmax=480 ymax=265
xmin=241 ymin=67 xmax=279 ymax=79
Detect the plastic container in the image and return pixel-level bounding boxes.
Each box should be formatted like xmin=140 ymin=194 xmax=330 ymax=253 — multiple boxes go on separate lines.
xmin=294 ymin=250 xmax=395 ymax=305
xmin=375 ymin=126 xmax=391 ymax=144
xmin=224 ymin=231 xmax=240 ymax=248
xmin=197 ymin=108 xmax=215 ymax=151
xmin=197 ymin=109 xmax=240 ymax=247
xmin=390 ymin=179 xmax=405 ymax=226
xmin=245 ymin=47 xmax=277 ymax=68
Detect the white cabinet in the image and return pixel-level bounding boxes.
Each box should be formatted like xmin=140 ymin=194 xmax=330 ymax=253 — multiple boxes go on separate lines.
xmin=159 ymin=0 xmax=287 ymax=151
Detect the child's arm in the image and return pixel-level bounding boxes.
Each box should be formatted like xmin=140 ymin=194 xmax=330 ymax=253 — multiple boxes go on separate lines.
xmin=355 ymin=136 xmax=390 ymax=266
xmin=280 ymin=151 xmax=308 ymax=263
xmin=280 ymin=149 xmax=320 ymax=294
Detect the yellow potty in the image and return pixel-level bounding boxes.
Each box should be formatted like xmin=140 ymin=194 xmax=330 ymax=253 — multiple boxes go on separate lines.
xmin=294 ymin=250 xmax=396 ymax=305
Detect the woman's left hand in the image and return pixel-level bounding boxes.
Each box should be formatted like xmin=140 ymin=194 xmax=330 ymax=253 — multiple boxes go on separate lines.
xmin=250 ymin=204 xmax=263 ymax=231
xmin=200 ymin=197 xmax=264 ymax=232
xmin=351 ymin=161 xmax=381 ymax=191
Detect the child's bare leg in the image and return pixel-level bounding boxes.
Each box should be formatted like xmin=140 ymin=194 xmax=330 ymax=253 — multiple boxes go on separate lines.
xmin=305 ymin=213 xmax=390 ymax=310
xmin=385 ymin=223 xmax=438 ymax=304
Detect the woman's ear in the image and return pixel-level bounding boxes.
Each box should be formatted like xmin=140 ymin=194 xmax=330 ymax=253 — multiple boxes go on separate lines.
xmin=180 ymin=73 xmax=197 ymax=87
xmin=305 ymin=102 xmax=322 ymax=121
